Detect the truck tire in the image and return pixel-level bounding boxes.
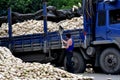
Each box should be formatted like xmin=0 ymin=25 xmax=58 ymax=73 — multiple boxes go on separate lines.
xmin=100 ymin=48 xmax=120 ymax=74
xmin=64 ymin=52 xmax=86 ymax=73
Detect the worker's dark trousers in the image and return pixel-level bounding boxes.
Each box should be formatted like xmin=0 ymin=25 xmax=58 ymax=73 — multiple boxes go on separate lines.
xmin=66 ymin=51 xmax=74 ymax=73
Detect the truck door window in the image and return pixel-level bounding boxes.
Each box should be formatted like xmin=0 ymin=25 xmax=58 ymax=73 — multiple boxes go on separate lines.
xmin=98 ymin=10 xmax=106 ymax=26
xmin=110 ymin=9 xmax=120 ymax=24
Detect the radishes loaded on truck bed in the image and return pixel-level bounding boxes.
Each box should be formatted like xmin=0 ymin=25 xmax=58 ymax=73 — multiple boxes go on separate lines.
xmin=1 ymin=0 xmax=120 ymax=74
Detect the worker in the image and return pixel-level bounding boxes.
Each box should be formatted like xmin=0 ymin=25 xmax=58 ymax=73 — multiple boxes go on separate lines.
xmin=62 ymin=33 xmax=74 ymax=73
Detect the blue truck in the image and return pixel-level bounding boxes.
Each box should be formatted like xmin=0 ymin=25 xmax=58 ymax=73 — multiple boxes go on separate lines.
xmin=1 ymin=0 xmax=120 ymax=74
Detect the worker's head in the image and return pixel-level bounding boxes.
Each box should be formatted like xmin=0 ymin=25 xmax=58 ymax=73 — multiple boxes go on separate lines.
xmin=66 ymin=33 xmax=71 ymax=39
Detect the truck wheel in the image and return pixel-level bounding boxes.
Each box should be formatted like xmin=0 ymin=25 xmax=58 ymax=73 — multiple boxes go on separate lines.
xmin=64 ymin=52 xmax=86 ymax=73
xmin=100 ymin=48 xmax=120 ymax=74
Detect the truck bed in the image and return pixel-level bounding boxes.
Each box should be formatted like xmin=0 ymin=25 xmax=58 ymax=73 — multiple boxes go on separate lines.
xmin=0 ymin=29 xmax=84 ymax=52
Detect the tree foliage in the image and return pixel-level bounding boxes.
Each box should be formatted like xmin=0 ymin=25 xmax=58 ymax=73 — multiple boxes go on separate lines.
xmin=0 ymin=0 xmax=81 ymax=16
xmin=48 ymin=0 xmax=81 ymax=9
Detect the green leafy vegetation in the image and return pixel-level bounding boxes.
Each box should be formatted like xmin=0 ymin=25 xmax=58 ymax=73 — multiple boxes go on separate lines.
xmin=0 ymin=0 xmax=81 ymax=16
xmin=48 ymin=0 xmax=81 ymax=9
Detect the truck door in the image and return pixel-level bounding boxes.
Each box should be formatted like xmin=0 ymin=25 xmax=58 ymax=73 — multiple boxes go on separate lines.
xmin=107 ymin=9 xmax=120 ymax=43
xmin=96 ymin=10 xmax=107 ymax=40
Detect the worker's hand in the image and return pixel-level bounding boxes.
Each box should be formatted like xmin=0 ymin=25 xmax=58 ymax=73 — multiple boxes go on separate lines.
xmin=62 ymin=39 xmax=64 ymax=43
xmin=62 ymin=46 xmax=65 ymax=48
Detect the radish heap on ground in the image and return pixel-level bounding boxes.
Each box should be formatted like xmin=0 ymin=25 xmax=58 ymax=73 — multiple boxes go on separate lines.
xmin=0 ymin=47 xmax=93 ymax=80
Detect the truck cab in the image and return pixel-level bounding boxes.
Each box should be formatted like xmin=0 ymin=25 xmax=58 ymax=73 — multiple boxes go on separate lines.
xmin=96 ymin=1 xmax=120 ymax=43
xmin=83 ymin=0 xmax=120 ymax=74
xmin=83 ymin=0 xmax=120 ymax=43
